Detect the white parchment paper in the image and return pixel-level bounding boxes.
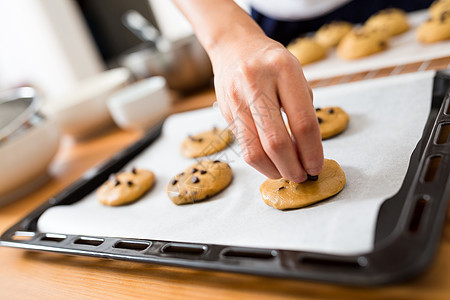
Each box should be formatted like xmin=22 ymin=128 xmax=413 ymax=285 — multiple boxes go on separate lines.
xmin=302 ymin=10 xmax=450 ymax=81
xmin=38 ymin=72 xmax=434 ymax=255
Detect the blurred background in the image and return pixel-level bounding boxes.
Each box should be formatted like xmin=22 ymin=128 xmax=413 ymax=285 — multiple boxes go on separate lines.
xmin=0 ymin=0 xmax=247 ymax=98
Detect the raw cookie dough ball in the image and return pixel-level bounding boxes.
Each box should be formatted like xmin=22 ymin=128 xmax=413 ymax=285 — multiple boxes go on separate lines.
xmin=416 ymin=11 xmax=450 ymax=43
xmin=166 ymin=160 xmax=232 ymax=205
xmin=316 ymin=106 xmax=350 ymax=139
xmin=97 ymin=168 xmax=155 ymax=206
xmin=429 ymin=0 xmax=450 ymax=19
xmin=287 ymin=37 xmax=327 ymax=65
xmin=260 ymin=159 xmax=346 ymax=210
xmin=364 ymin=8 xmax=410 ymax=37
xmin=180 ymin=127 xmax=234 ymax=158
xmin=337 ymin=28 xmax=389 ymax=60
xmin=315 ymin=21 xmax=353 ymax=48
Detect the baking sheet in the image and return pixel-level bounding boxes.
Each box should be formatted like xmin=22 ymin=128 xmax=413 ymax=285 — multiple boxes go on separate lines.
xmin=38 ymin=71 xmax=434 ymax=255
xmin=302 ymin=10 xmax=450 ymax=81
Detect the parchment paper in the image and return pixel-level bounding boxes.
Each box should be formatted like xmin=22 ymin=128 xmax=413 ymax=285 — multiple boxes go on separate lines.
xmin=302 ymin=10 xmax=450 ymax=81
xmin=38 ymin=71 xmax=434 ymax=255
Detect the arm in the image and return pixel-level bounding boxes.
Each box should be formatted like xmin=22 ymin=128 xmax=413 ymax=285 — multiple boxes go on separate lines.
xmin=172 ymin=0 xmax=323 ymax=182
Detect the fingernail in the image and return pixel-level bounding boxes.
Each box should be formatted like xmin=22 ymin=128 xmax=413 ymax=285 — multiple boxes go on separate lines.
xmin=292 ymin=174 xmax=307 ymax=183
xmin=306 ymin=168 xmax=321 ymax=176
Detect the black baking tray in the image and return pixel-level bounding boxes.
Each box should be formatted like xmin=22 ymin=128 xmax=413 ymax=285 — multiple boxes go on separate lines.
xmin=1 ymin=71 xmax=450 ymax=286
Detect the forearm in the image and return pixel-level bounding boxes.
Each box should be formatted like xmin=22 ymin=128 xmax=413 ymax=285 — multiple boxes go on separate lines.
xmin=171 ymin=0 xmax=267 ymax=60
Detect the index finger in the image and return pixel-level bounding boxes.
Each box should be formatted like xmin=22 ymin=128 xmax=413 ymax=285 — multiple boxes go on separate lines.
xmin=277 ymin=61 xmax=324 ymax=176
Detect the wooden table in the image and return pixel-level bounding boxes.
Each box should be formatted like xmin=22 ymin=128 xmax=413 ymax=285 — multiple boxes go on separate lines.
xmin=1 ymin=57 xmax=450 ymax=299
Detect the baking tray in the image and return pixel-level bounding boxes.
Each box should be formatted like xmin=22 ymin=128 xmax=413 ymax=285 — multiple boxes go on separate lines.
xmin=1 ymin=71 xmax=450 ymax=286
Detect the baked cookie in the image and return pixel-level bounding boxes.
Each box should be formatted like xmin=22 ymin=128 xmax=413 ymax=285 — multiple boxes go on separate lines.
xmin=337 ymin=28 xmax=388 ymax=60
xmin=316 ymin=106 xmax=350 ymax=139
xmin=429 ymin=0 xmax=450 ymax=19
xmin=180 ymin=127 xmax=234 ymax=158
xmin=364 ymin=8 xmax=410 ymax=37
xmin=97 ymin=168 xmax=155 ymax=206
xmin=260 ymin=159 xmax=345 ymax=210
xmin=315 ymin=21 xmax=353 ymax=48
xmin=416 ymin=11 xmax=450 ymax=43
xmin=287 ymin=37 xmax=327 ymax=65
xmin=167 ymin=160 xmax=232 ymax=205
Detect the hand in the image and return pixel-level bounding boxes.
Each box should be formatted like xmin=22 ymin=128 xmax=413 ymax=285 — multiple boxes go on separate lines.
xmin=210 ymin=35 xmax=324 ymax=182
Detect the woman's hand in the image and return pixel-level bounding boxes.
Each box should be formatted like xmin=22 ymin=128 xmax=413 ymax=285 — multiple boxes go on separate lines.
xmin=210 ymin=35 xmax=324 ymax=182
xmin=172 ymin=0 xmax=324 ymax=181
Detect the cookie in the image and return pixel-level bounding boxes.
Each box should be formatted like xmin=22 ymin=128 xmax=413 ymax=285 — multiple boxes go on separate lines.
xmin=316 ymin=106 xmax=350 ymax=139
xmin=416 ymin=11 xmax=450 ymax=43
xmin=180 ymin=127 xmax=234 ymax=158
xmin=429 ymin=0 xmax=450 ymax=19
xmin=287 ymin=37 xmax=327 ymax=65
xmin=337 ymin=28 xmax=388 ymax=60
xmin=260 ymin=159 xmax=345 ymax=210
xmin=97 ymin=168 xmax=155 ymax=206
xmin=315 ymin=21 xmax=353 ymax=48
xmin=364 ymin=8 xmax=410 ymax=37
xmin=167 ymin=160 xmax=232 ymax=205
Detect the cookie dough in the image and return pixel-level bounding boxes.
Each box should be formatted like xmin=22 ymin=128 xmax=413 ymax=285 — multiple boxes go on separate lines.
xmin=315 ymin=21 xmax=353 ymax=48
xmin=364 ymin=8 xmax=410 ymax=37
xmin=260 ymin=159 xmax=346 ymax=210
xmin=180 ymin=127 xmax=234 ymax=158
xmin=316 ymin=106 xmax=349 ymax=139
xmin=287 ymin=37 xmax=327 ymax=65
xmin=416 ymin=11 xmax=450 ymax=43
xmin=337 ymin=28 xmax=388 ymax=60
xmin=97 ymin=168 xmax=155 ymax=206
xmin=167 ymin=160 xmax=232 ymax=205
xmin=429 ymin=0 xmax=450 ymax=19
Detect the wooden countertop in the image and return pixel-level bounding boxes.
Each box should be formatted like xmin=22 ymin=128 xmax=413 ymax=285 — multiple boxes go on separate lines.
xmin=1 ymin=57 xmax=450 ymax=299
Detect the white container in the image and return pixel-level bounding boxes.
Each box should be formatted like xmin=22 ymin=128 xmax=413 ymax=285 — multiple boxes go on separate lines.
xmin=107 ymin=76 xmax=171 ymax=131
xmin=43 ymin=68 xmax=131 ymax=138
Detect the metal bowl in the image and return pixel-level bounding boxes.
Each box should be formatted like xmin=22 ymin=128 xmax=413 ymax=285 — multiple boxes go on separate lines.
xmin=0 ymin=87 xmax=60 ymax=203
xmin=119 ymin=34 xmax=213 ymax=92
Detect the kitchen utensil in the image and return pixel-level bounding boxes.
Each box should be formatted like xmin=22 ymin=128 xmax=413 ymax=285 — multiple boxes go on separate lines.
xmin=107 ymin=76 xmax=171 ymax=131
xmin=43 ymin=68 xmax=131 ymax=139
xmin=119 ymin=10 xmax=212 ymax=92
xmin=0 ymin=87 xmax=60 ymax=203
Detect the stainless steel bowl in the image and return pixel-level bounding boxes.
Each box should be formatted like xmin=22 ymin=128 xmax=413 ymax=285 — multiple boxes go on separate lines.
xmin=119 ymin=10 xmax=213 ymax=92
xmin=0 ymin=87 xmax=60 ymax=203
xmin=119 ymin=35 xmax=213 ymax=92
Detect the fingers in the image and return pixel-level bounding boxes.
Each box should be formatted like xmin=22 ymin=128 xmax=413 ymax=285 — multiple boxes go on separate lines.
xmin=277 ymin=60 xmax=324 ymax=176
xmin=230 ymin=108 xmax=282 ymax=179
xmin=247 ymin=90 xmax=307 ymax=182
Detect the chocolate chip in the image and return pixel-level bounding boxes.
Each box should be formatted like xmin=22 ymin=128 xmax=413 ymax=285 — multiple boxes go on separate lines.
xmin=379 ymin=41 xmax=386 ymax=48
xmin=127 ymin=181 xmax=133 ymax=187
xmin=279 ymin=179 xmax=289 ymax=183
xmin=307 ymin=174 xmax=319 ymax=181
xmin=191 ymin=168 xmax=198 ymax=173
xmin=328 ymin=108 xmax=334 ymax=114
xmin=315 ymin=107 xmax=321 ymax=111
xmin=188 ymin=135 xmax=203 ymax=143
xmin=131 ymin=167 xmax=137 ymax=175
xmin=277 ymin=186 xmax=286 ymax=191
xmin=191 ymin=176 xmax=200 ymax=184
xmin=115 ymin=180 xmax=121 ymax=186
xmin=171 ymin=179 xmax=178 ymax=185
xmin=200 ymin=170 xmax=207 ymax=174
xmin=317 ymin=117 xmax=323 ymax=124
xmin=213 ymin=160 xmax=221 ymax=163
xmin=177 ymin=172 xmax=185 ymax=176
